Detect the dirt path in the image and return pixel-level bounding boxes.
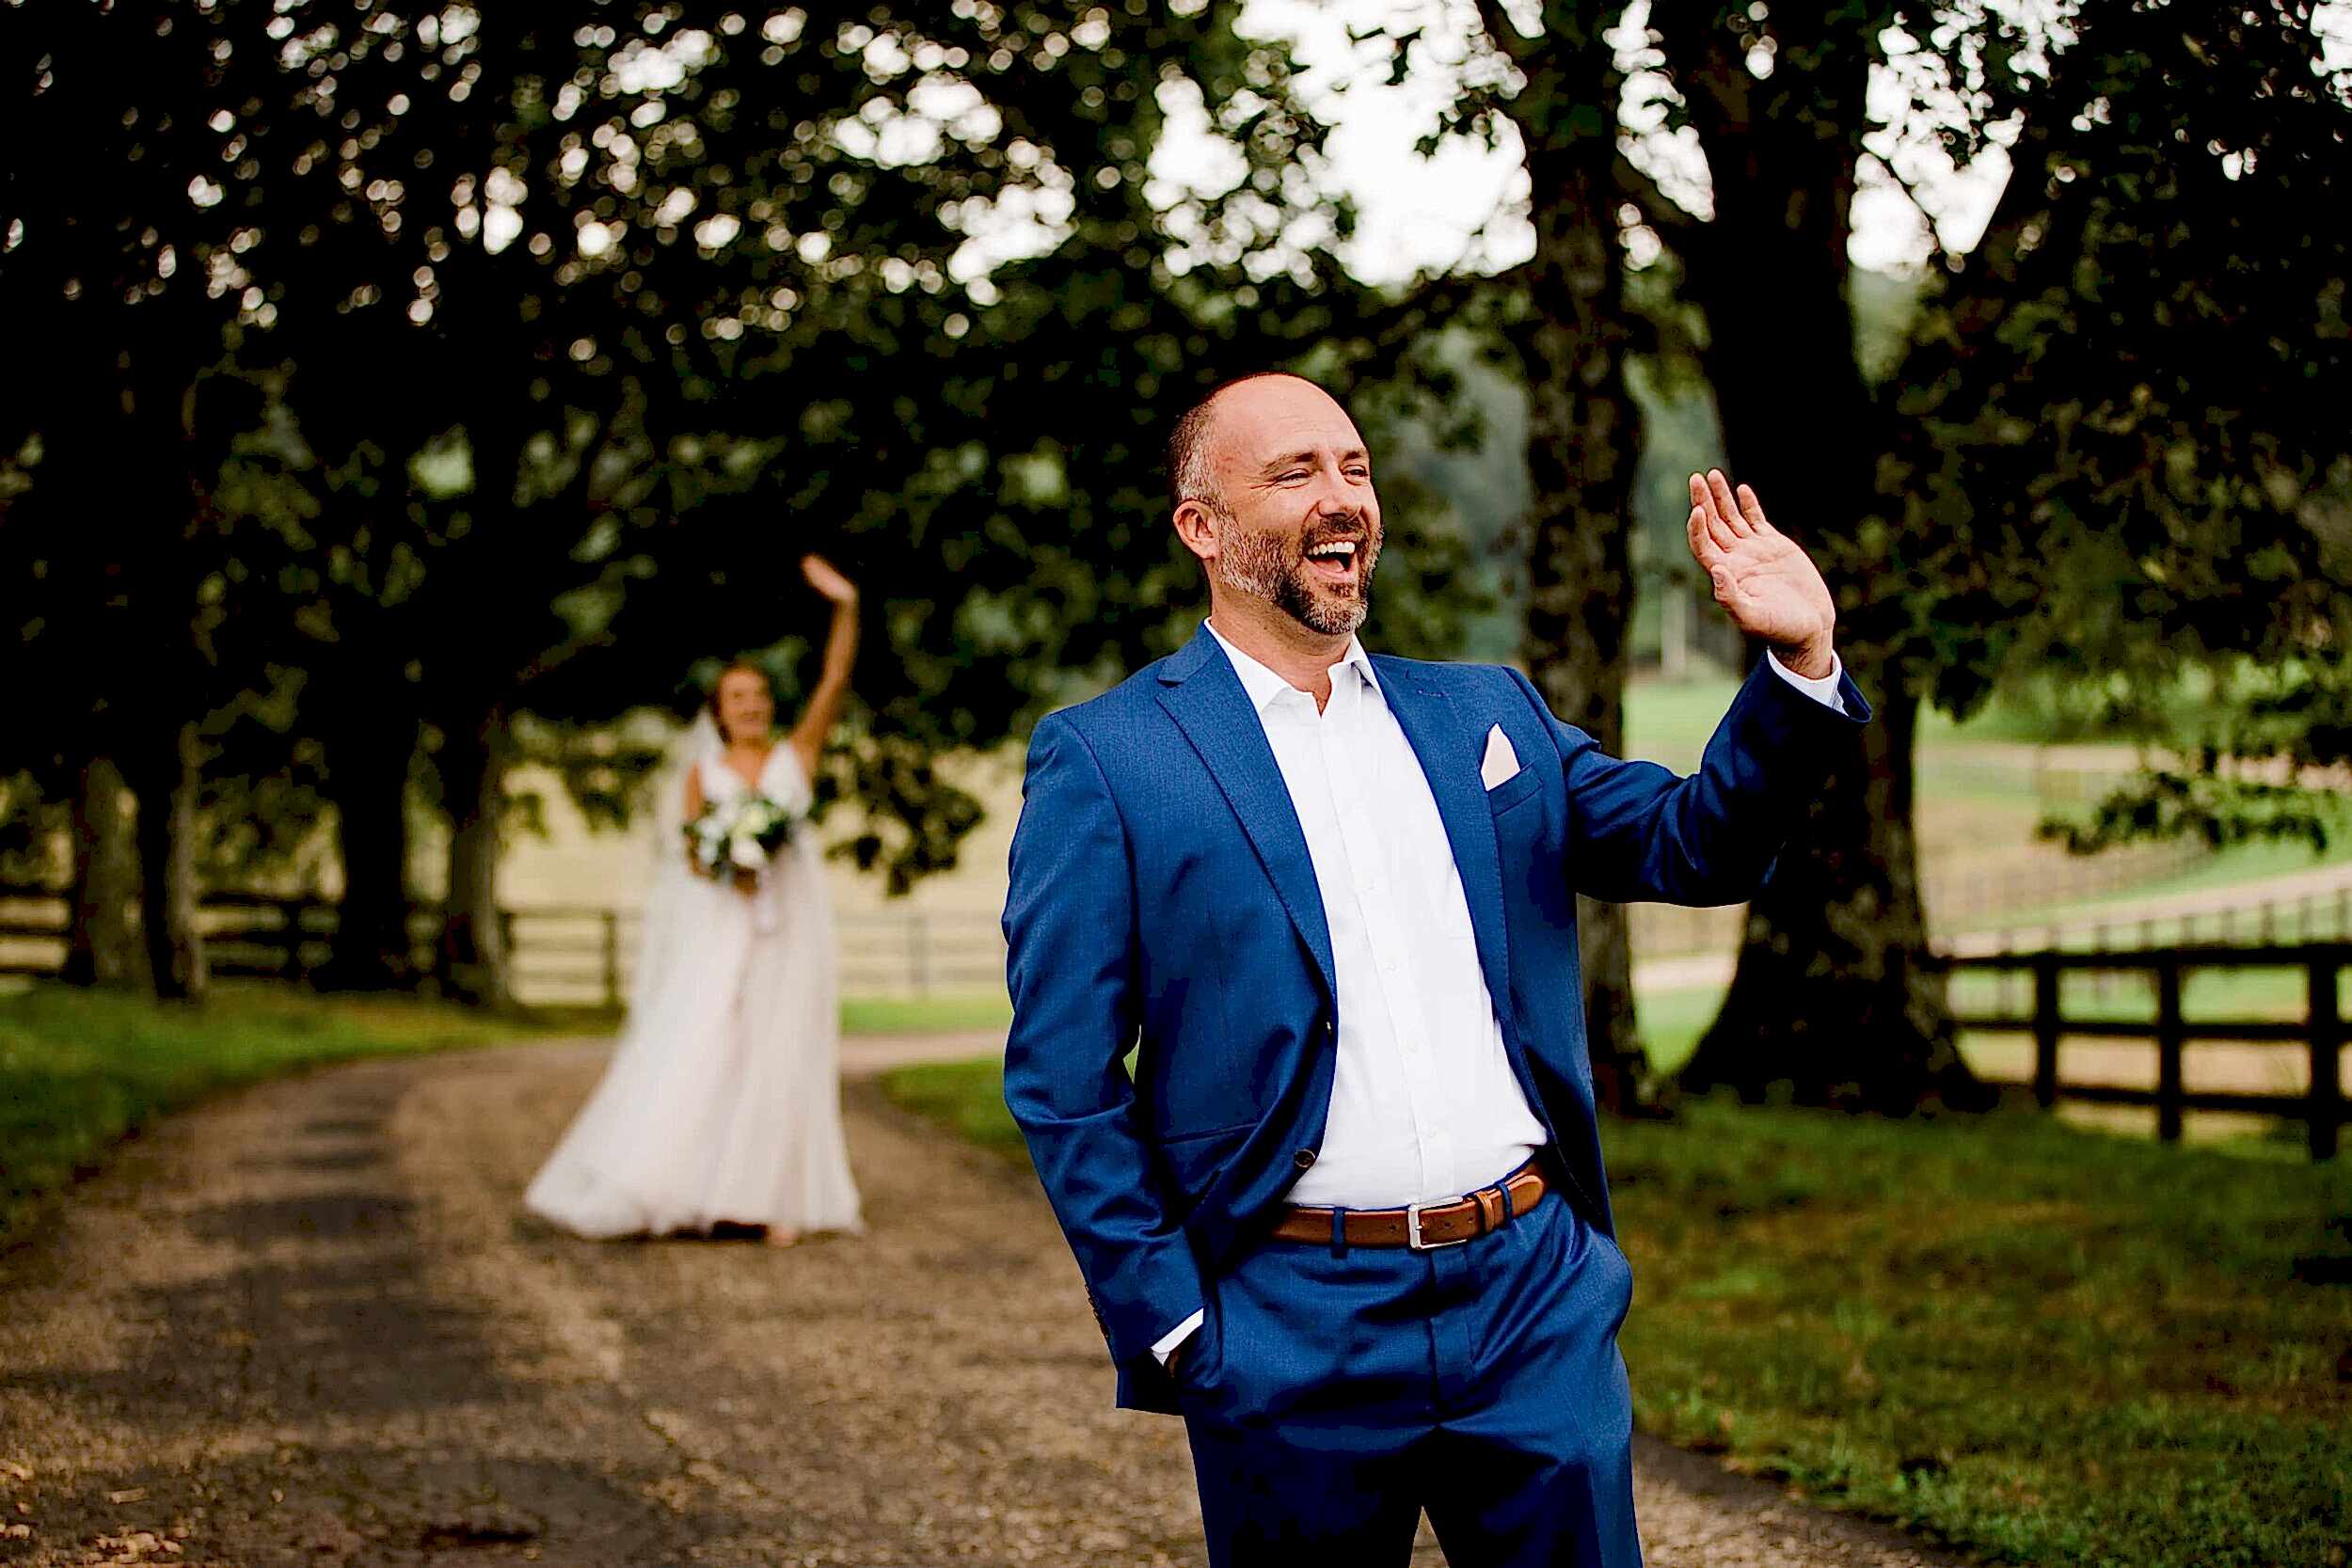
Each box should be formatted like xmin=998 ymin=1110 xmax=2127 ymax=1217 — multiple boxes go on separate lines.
xmin=1 ymin=1040 xmax=1966 ymax=1567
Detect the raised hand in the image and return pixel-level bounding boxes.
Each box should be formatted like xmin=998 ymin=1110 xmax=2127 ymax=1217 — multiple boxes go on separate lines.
xmin=800 ymin=552 xmax=859 ymax=606
xmin=1685 ymin=470 xmax=1836 ymax=679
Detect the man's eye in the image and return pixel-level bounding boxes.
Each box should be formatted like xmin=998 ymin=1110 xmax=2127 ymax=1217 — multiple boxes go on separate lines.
xmin=1277 ymin=471 xmax=1309 ymax=484
xmin=1345 ymin=467 xmax=1370 ymax=481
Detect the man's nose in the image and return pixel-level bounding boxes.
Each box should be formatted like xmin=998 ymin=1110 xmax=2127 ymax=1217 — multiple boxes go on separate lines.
xmin=1310 ymin=483 xmax=1361 ymax=524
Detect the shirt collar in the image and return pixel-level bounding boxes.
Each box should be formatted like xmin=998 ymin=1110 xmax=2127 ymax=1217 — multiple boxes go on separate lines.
xmin=1202 ymin=618 xmax=1380 ymax=714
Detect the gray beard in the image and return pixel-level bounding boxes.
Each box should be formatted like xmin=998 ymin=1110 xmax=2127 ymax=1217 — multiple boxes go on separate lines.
xmin=1216 ymin=518 xmax=1374 ymax=637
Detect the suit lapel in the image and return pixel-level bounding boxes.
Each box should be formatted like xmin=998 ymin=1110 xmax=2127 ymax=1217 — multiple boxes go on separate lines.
xmin=1157 ymin=628 xmax=1337 ymax=1002
xmin=1375 ymin=657 xmax=1516 ymax=1014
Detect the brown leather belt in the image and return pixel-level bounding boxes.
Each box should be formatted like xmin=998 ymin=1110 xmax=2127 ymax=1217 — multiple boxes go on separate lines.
xmin=1268 ymin=1162 xmax=1549 ymax=1250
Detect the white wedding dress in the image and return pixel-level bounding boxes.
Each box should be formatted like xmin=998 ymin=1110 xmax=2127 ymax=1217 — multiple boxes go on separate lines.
xmin=525 ymin=736 xmax=864 ymax=1239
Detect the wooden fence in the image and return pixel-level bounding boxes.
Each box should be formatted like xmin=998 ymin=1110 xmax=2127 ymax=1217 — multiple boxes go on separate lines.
xmin=1938 ymin=942 xmax=2348 ymax=1160
xmin=0 ymin=886 xmax=415 ymax=984
xmin=9 ymin=884 xmax=2346 ymax=1160
xmin=0 ymin=886 xmax=1006 ymax=1004
xmin=501 ymin=904 xmax=1008 ymax=1003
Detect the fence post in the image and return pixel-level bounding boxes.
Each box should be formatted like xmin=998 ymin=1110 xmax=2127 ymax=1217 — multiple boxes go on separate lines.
xmin=2033 ymin=953 xmax=2061 ymax=1111
xmin=2155 ymin=958 xmax=2185 ymax=1144
xmin=279 ymin=897 xmax=308 ymax=982
xmin=908 ymin=911 xmax=931 ymax=997
xmin=601 ymin=911 xmax=621 ymax=1010
xmin=2310 ymin=957 xmax=2343 ymax=1162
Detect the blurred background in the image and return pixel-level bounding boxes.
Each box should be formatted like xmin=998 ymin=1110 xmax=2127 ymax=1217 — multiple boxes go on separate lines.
xmin=4 ymin=4 xmax=2350 ymax=1562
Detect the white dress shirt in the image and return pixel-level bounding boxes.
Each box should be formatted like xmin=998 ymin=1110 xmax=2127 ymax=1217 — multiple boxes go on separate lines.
xmin=1153 ymin=627 xmax=1845 ymax=1364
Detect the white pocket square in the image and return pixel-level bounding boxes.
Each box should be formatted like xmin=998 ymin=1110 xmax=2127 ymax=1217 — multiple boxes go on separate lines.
xmin=1481 ymin=725 xmax=1521 ymax=790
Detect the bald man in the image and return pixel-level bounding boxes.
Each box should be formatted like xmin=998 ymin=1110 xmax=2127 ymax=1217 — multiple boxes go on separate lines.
xmin=1001 ymin=372 xmax=1867 ymax=1566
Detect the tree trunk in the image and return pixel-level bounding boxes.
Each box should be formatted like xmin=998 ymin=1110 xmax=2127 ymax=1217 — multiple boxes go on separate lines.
xmin=319 ymin=714 xmax=420 ymax=990
xmin=128 ymin=724 xmax=207 ymax=1003
xmin=1680 ymin=684 xmax=1986 ymax=1107
xmin=64 ymin=753 xmax=141 ymax=988
xmin=437 ymin=701 xmax=511 ymax=1008
xmin=1645 ymin=0 xmax=1974 ymax=1107
xmin=1504 ymin=6 xmax=1653 ymax=1112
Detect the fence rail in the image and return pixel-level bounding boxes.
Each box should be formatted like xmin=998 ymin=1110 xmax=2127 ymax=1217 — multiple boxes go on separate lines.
xmin=1933 ymin=942 xmax=2348 ymax=1160
xmin=9 ymin=885 xmax=2346 ymax=1160
xmin=0 ymin=885 xmax=1007 ymax=1005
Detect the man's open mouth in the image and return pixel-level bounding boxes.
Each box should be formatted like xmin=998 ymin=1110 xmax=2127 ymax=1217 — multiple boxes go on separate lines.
xmin=1302 ymin=537 xmax=1362 ymax=588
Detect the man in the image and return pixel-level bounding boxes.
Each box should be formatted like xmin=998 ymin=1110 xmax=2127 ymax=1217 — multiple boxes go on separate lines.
xmin=1001 ymin=372 xmax=1867 ymax=1566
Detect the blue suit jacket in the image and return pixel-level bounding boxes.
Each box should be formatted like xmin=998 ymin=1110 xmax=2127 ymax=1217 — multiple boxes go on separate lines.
xmin=1001 ymin=624 xmax=1870 ymax=1412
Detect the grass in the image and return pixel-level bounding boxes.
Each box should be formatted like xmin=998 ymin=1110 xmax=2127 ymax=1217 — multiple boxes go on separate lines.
xmin=880 ymin=1057 xmax=2352 ymax=1568
xmin=1995 ymin=824 xmax=2352 ymax=933
xmin=842 ymin=991 xmax=1010 ymax=1037
xmin=1626 ymin=670 xmax=2106 ymax=767
xmin=1607 ymin=1101 xmax=2352 ymax=1568
xmin=881 ymin=1057 xmax=1026 ymax=1157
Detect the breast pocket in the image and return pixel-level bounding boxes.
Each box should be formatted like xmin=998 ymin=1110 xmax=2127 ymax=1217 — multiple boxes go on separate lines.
xmin=1486 ymin=764 xmax=1543 ymax=816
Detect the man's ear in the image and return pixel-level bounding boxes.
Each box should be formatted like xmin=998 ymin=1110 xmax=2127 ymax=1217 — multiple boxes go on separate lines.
xmin=1171 ymin=499 xmax=1219 ymax=566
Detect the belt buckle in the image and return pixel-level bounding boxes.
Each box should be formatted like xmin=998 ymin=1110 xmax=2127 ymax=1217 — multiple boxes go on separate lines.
xmin=1406 ymin=1200 xmax=1470 ymax=1251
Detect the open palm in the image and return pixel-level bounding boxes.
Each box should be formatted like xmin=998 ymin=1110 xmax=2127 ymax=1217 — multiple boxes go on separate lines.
xmin=800 ymin=552 xmax=859 ymax=606
xmin=1685 ymin=470 xmax=1836 ymax=675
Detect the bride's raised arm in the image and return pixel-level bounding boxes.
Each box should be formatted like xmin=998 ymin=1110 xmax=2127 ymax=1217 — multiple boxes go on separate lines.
xmin=787 ymin=552 xmax=860 ymax=780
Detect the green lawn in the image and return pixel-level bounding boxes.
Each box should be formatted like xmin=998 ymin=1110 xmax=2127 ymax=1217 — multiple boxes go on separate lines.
xmin=1626 ymin=670 xmax=2111 ymax=768
xmin=1993 ymin=822 xmax=2352 ymax=935
xmin=880 ymin=1057 xmax=2352 ymax=1568
xmin=1608 ymin=1101 xmax=2352 ymax=1568
xmin=842 ymin=990 xmax=1010 ymax=1037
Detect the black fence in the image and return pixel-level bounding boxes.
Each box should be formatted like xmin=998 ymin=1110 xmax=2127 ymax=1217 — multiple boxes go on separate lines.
xmin=1938 ymin=942 xmax=2348 ymax=1161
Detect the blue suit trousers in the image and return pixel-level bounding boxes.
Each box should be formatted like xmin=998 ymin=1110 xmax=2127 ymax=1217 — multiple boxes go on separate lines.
xmin=1174 ymin=1188 xmax=1642 ymax=1567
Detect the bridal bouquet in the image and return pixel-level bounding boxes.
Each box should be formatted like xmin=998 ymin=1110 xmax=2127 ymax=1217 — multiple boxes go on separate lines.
xmin=686 ymin=793 xmax=796 ymax=880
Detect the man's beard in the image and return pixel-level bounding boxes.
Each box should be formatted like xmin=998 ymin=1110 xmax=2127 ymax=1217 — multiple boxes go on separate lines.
xmin=1216 ymin=514 xmax=1379 ymax=637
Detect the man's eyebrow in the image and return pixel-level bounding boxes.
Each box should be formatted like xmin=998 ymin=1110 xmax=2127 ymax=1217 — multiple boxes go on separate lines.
xmin=1254 ymin=447 xmax=1371 ymax=476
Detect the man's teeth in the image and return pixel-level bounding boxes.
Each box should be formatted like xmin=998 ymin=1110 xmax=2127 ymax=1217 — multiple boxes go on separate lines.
xmin=1306 ymin=542 xmax=1358 ymax=562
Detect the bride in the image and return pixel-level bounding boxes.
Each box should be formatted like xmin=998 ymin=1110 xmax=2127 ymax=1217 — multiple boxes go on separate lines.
xmin=525 ymin=553 xmax=865 ymax=1243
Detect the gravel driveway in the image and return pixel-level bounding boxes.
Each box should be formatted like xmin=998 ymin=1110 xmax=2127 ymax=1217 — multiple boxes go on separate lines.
xmin=0 ymin=1039 xmax=1969 ymax=1567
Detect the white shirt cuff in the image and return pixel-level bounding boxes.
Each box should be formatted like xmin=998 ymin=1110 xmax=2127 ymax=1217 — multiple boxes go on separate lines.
xmin=1152 ymin=1309 xmax=1205 ymax=1367
xmin=1766 ymin=647 xmax=1846 ymax=715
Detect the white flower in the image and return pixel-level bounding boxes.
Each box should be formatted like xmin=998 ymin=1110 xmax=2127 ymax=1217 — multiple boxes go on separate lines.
xmin=729 ymin=834 xmax=766 ymax=871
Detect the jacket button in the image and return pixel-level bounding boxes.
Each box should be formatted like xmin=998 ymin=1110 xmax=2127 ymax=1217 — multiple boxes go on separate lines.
xmin=1294 ymin=1148 xmax=1318 ymax=1169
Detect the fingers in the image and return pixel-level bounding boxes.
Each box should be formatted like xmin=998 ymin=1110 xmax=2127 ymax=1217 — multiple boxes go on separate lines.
xmin=1688 ymin=472 xmax=1739 ymax=553
xmin=1686 ymin=506 xmax=1731 ymax=598
xmin=1734 ymin=482 xmax=1772 ymax=534
xmin=1685 ymin=504 xmax=1714 ymax=565
xmin=1705 ymin=469 xmax=1754 ymax=537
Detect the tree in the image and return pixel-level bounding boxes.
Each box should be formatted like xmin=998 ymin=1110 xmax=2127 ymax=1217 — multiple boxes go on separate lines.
xmin=1597 ymin=2 xmax=1975 ymax=1107
xmin=1357 ymin=3 xmax=1660 ymax=1106
xmin=1906 ymin=2 xmax=2352 ymax=858
xmin=1 ymin=0 xmax=270 ymax=1001
xmin=1636 ymin=0 xmax=2347 ymax=1108
xmin=8 ymin=0 xmax=1474 ymax=1016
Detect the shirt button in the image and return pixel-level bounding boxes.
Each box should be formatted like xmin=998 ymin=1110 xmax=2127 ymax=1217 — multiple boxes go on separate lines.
xmin=1294 ymin=1148 xmax=1318 ymax=1170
